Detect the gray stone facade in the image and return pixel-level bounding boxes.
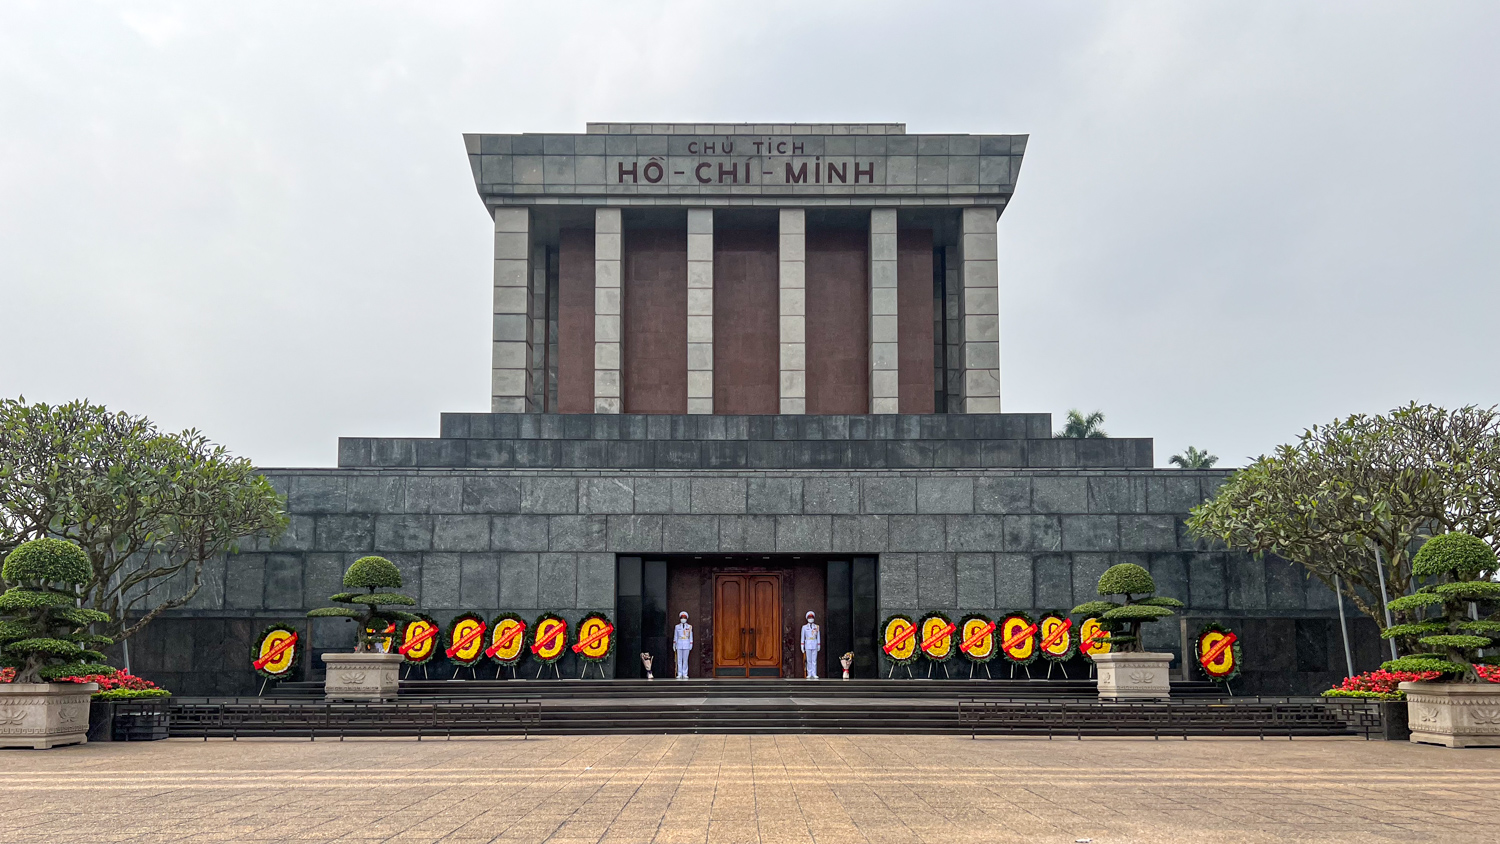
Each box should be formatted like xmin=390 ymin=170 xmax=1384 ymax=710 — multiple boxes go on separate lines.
xmin=128 ymin=413 xmax=1380 ymax=697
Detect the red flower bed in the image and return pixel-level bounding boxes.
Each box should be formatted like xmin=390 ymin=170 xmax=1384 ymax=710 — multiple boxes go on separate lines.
xmin=1480 ymin=664 xmax=1500 ymax=683
xmin=54 ymin=670 xmax=161 ymax=691
xmin=1332 ymin=669 xmax=1441 ymax=695
xmin=0 ymin=667 xmax=14 ymax=683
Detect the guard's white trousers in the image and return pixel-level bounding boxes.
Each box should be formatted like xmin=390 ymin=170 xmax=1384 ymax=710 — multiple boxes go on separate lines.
xmin=804 ymin=648 xmax=819 ymax=679
xmin=675 ymin=648 xmax=690 ymax=678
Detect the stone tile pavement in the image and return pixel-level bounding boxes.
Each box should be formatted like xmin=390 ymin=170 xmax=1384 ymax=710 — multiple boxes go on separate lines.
xmin=2 ymin=735 xmax=1498 ymax=843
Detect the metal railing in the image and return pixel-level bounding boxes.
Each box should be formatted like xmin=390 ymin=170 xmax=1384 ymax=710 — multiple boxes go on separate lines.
xmin=956 ymin=696 xmax=1374 ymax=740
xmin=169 ymin=698 xmax=542 ymax=741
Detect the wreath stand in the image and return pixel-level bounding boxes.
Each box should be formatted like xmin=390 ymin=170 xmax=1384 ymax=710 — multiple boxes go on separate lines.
xmin=451 ymin=664 xmax=481 ymax=680
xmin=967 ymin=662 xmax=993 ymax=680
xmin=925 ymin=660 xmax=950 ymax=680
xmin=1008 ymin=661 xmax=1032 ymax=679
xmin=495 ymin=663 xmax=520 ymax=680
xmin=535 ymin=661 xmax=562 ymax=680
xmin=887 ymin=661 xmax=915 ymax=679
xmin=1045 ymin=660 xmax=1067 ymax=680
xmin=579 ymin=661 xmax=606 ymax=680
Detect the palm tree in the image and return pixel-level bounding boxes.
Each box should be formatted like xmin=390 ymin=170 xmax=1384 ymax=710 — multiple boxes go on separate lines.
xmin=1056 ymin=409 xmax=1107 ymax=439
xmin=1169 ymin=446 xmax=1218 ymax=469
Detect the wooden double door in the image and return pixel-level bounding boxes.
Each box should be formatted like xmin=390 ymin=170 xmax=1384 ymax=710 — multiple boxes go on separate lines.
xmin=713 ymin=574 xmax=782 ymax=677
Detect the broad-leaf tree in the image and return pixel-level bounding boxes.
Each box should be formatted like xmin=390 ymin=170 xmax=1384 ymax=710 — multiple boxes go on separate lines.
xmin=1187 ymin=404 xmax=1500 ymax=640
xmin=0 ymin=398 xmax=287 ymax=642
xmin=1057 ymin=409 xmax=1107 ymax=439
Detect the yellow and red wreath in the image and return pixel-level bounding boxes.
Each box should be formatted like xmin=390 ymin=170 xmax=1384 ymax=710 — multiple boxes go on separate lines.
xmin=1079 ymin=616 xmax=1111 ymax=661
xmin=881 ymin=614 xmax=919 ymax=665
xmin=398 ymin=614 xmax=439 ymax=664
xmin=252 ymin=624 xmax=300 ymax=679
xmin=530 ymin=612 xmax=569 ymax=664
xmin=445 ymin=612 xmax=488 ymax=667
xmin=957 ymin=613 xmax=996 ymax=664
xmin=486 ymin=612 xmax=527 ymax=666
xmin=999 ymin=611 xmax=1039 ymax=665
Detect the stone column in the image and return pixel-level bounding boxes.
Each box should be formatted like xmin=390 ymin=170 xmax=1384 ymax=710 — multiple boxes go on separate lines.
xmin=868 ymin=208 xmax=899 ymax=414
xmin=594 ymin=208 xmax=623 ymax=414
xmin=686 ymin=208 xmax=714 ymax=414
xmin=492 ymin=207 xmax=532 ymax=413
xmin=959 ymin=207 xmax=1001 ymax=413
xmin=530 ymin=241 xmax=548 ymax=412
xmin=778 ymin=208 xmax=806 ymax=414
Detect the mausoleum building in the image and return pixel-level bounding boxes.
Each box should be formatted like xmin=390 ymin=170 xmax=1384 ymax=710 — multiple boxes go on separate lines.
xmin=132 ymin=123 xmax=1380 ymax=695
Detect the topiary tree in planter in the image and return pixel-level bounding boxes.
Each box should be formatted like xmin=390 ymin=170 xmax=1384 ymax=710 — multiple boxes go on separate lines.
xmin=1071 ymin=563 xmax=1184 ymax=700
xmin=306 ymin=556 xmax=419 ymax=700
xmin=1 ymin=538 xmax=114 ymax=682
xmin=1382 ymin=532 xmax=1500 ymax=747
xmin=0 ymin=538 xmax=114 ymax=748
xmin=1071 ymin=563 xmax=1183 ymax=653
xmin=306 ymin=556 xmax=419 ymax=652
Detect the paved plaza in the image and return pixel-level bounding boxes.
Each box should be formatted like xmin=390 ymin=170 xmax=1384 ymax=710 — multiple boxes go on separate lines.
xmin=3 ymin=736 xmax=1499 ymax=843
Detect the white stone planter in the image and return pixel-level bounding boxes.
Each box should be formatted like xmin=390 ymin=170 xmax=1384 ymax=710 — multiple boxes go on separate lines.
xmin=321 ymin=652 xmax=403 ymax=700
xmin=1399 ymin=682 xmax=1500 ymax=748
xmin=0 ymin=682 xmax=99 ymax=749
xmin=1092 ymin=652 xmax=1173 ymax=701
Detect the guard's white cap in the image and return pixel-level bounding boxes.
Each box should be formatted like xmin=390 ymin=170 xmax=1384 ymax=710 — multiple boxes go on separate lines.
xmin=679 ymin=611 xmax=689 ymax=618
xmin=806 ymin=611 xmax=816 ymax=619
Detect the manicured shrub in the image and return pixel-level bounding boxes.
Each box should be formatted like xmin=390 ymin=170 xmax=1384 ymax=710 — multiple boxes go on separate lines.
xmin=1070 ymin=563 xmax=1183 ymax=653
xmin=306 ymin=556 xmax=419 ymax=652
xmin=1383 ymin=532 xmax=1500 ymax=682
xmin=0 ymin=538 xmax=114 ymax=682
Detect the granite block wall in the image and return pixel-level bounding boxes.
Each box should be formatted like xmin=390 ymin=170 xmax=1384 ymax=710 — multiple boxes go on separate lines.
xmin=124 ymin=463 xmax=1378 ymax=696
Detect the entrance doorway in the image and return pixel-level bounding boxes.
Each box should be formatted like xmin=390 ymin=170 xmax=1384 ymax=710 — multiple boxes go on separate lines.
xmin=713 ymin=574 xmax=782 ymax=677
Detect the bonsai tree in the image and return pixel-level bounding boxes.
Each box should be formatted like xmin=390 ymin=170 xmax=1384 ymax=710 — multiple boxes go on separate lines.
xmin=306 ymin=556 xmax=419 ymax=652
xmin=1382 ymin=532 xmax=1500 ymax=682
xmin=1071 ymin=563 xmax=1183 ymax=652
xmin=0 ymin=538 xmax=114 ymax=682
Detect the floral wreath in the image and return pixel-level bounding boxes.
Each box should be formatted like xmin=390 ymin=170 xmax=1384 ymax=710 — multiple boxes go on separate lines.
xmin=530 ymin=612 xmax=570 ymax=664
xmin=397 ymin=614 xmax=440 ymax=665
xmin=1077 ymin=614 xmax=1111 ymax=662
xmin=574 ymin=611 xmax=615 ymax=664
xmin=486 ymin=612 xmax=528 ymax=667
xmin=1037 ymin=611 xmax=1075 ymax=663
xmin=445 ymin=612 xmax=488 ymax=667
xmin=251 ymin=623 xmax=301 ymax=680
xmin=880 ymin=613 xmax=920 ymax=666
xmin=918 ymin=611 xmax=957 ymax=663
xmin=957 ymin=613 xmax=997 ymax=664
xmin=998 ymin=610 xmax=1040 ymax=666
xmin=1196 ymin=621 xmax=1241 ymax=682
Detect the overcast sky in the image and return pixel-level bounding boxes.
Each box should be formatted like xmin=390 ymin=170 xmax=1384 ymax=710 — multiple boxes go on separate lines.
xmin=2 ymin=2 xmax=1497 ymax=468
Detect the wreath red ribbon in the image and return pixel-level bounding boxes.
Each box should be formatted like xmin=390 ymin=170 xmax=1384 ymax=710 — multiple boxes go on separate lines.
xmin=253 ymin=632 xmax=297 ymax=671
xmin=446 ymin=620 xmax=487 ymax=658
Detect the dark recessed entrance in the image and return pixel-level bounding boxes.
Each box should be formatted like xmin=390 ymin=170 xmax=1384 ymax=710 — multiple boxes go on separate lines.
xmin=614 ymin=554 xmax=878 ymax=680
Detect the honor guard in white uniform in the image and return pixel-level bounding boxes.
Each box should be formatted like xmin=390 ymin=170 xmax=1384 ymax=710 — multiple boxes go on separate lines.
xmin=800 ymin=611 xmax=821 ymax=679
xmin=673 ymin=611 xmax=694 ymax=679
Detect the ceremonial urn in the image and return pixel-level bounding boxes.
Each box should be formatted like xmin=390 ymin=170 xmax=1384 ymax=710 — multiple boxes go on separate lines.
xmin=1399 ymin=682 xmax=1500 ymax=748
xmin=322 ymin=652 xmax=403 ymax=700
xmin=0 ymin=682 xmax=98 ymax=749
xmin=840 ymin=653 xmax=853 ymax=680
xmin=640 ymin=653 xmax=654 ymax=680
xmin=1092 ymin=652 xmax=1172 ymax=701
